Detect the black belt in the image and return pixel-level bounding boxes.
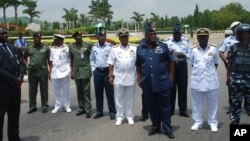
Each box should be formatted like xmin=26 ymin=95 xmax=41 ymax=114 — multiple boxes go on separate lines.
xmin=96 ymin=67 xmax=109 ymax=72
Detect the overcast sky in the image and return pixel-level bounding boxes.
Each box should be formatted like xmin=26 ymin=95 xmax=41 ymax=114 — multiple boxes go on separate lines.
xmin=4 ymin=0 xmax=250 ymax=22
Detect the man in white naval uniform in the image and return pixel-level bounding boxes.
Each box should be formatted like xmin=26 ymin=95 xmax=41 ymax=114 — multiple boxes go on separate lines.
xmin=107 ymin=28 xmax=137 ymax=126
xmin=190 ymin=28 xmax=220 ymax=132
xmin=49 ymin=34 xmax=71 ymax=113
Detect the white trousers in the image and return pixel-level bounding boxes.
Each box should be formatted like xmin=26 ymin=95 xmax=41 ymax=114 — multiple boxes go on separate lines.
xmin=114 ymin=85 xmax=135 ymax=120
xmin=191 ymin=88 xmax=218 ymax=127
xmin=51 ymin=75 xmax=71 ymax=109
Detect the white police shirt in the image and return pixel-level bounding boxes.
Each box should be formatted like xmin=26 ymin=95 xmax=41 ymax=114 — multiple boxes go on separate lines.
xmin=190 ymin=45 xmax=219 ymax=92
xmin=90 ymin=42 xmax=113 ymax=71
xmin=50 ymin=44 xmax=70 ymax=79
xmin=164 ymin=37 xmax=191 ymax=61
xmin=107 ymin=44 xmax=136 ymax=86
xmin=219 ymin=35 xmax=238 ymax=52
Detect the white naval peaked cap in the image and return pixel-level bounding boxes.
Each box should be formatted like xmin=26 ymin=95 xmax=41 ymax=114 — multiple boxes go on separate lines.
xmin=225 ymin=28 xmax=233 ymax=36
xmin=54 ymin=34 xmax=65 ymax=39
xmin=230 ymin=21 xmax=241 ymax=29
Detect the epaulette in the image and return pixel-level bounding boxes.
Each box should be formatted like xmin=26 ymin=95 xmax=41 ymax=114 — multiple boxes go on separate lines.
xmin=209 ymin=43 xmax=217 ymax=48
xmin=137 ymin=43 xmax=144 ymax=48
xmin=113 ymin=44 xmax=119 ymax=48
xmin=130 ymin=43 xmax=137 ymax=47
xmin=191 ymin=45 xmax=197 ymax=49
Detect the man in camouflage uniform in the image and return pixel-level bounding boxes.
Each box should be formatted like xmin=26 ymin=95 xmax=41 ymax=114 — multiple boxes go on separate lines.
xmin=24 ymin=32 xmax=50 ymax=114
xmin=227 ymin=23 xmax=250 ymax=125
xmin=69 ymin=31 xmax=92 ymax=118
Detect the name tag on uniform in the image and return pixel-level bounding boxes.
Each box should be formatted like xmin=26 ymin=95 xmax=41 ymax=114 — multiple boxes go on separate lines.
xmin=80 ymin=51 xmax=84 ymax=58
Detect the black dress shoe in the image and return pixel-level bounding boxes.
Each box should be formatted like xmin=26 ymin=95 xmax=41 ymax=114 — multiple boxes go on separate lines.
xmin=139 ymin=115 xmax=148 ymax=121
xmin=165 ymin=131 xmax=175 ymax=139
xmin=42 ymin=107 xmax=49 ymax=113
xmin=93 ymin=113 xmax=104 ymax=119
xmin=110 ymin=115 xmax=115 ymax=120
xmin=86 ymin=112 xmax=92 ymax=118
xmin=148 ymin=128 xmax=161 ymax=136
xmin=179 ymin=112 xmax=189 ymax=117
xmin=27 ymin=108 xmax=37 ymax=114
xmin=75 ymin=110 xmax=86 ymax=116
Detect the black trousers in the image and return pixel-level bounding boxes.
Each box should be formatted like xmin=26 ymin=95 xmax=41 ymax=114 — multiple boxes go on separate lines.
xmin=141 ymin=92 xmax=149 ymax=117
xmin=171 ymin=61 xmax=188 ymax=114
xmin=0 ymin=85 xmax=21 ymax=141
xmin=93 ymin=68 xmax=116 ymax=116
xmin=144 ymin=89 xmax=173 ymax=132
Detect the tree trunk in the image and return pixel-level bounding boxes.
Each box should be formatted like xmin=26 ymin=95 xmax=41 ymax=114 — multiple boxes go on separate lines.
xmin=3 ymin=7 xmax=7 ymax=23
xmin=15 ymin=6 xmax=18 ymax=24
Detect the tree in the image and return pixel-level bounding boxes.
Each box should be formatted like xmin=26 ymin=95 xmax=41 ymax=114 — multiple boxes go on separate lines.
xmin=149 ymin=13 xmax=160 ymax=28
xmin=0 ymin=0 xmax=9 ymax=23
xmin=193 ymin=4 xmax=200 ymax=28
xmin=9 ymin=0 xmax=23 ymax=24
xmin=52 ymin=21 xmax=60 ymax=30
xmin=22 ymin=0 xmax=41 ymax=23
xmin=88 ymin=0 xmax=113 ymax=22
xmin=130 ymin=12 xmax=145 ymax=30
xmin=62 ymin=8 xmax=78 ymax=29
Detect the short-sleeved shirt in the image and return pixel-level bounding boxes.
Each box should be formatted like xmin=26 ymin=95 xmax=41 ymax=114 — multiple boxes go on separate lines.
xmin=190 ymin=45 xmax=219 ymax=92
xmin=69 ymin=42 xmax=92 ymax=79
xmin=164 ymin=37 xmax=191 ymax=61
xmin=90 ymin=42 xmax=113 ymax=71
xmin=107 ymin=44 xmax=137 ymax=86
xmin=14 ymin=38 xmax=27 ymax=49
xmin=136 ymin=41 xmax=174 ymax=92
xmin=219 ymin=35 xmax=238 ymax=53
xmin=50 ymin=44 xmax=70 ymax=79
xmin=24 ymin=44 xmax=50 ymax=77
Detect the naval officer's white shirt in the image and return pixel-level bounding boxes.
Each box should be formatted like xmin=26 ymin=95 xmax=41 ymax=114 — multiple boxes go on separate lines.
xmin=50 ymin=44 xmax=70 ymax=79
xmin=90 ymin=42 xmax=113 ymax=71
xmin=190 ymin=45 xmax=219 ymax=92
xmin=164 ymin=37 xmax=191 ymax=61
xmin=107 ymin=43 xmax=137 ymax=86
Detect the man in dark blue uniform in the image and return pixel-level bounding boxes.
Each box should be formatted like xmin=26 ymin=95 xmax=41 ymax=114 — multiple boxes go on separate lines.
xmin=136 ymin=23 xmax=175 ymax=139
xmin=0 ymin=28 xmax=26 ymax=141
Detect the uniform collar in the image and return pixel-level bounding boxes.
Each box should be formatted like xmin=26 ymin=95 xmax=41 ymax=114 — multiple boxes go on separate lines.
xmin=197 ymin=44 xmax=210 ymax=51
xmin=120 ymin=43 xmax=129 ymax=49
xmin=97 ymin=42 xmax=108 ymax=48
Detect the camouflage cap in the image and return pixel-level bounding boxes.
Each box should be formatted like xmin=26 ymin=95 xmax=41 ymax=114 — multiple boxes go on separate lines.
xmin=33 ymin=32 xmax=42 ymax=37
xmin=72 ymin=31 xmax=82 ymax=37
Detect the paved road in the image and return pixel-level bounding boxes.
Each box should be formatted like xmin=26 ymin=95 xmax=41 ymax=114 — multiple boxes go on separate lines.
xmin=3 ymin=33 xmax=250 ymax=141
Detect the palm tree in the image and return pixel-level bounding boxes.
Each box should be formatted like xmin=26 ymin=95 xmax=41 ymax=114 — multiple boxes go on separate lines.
xmin=0 ymin=0 xmax=10 ymax=23
xmin=22 ymin=0 xmax=41 ymax=23
xmin=131 ymin=12 xmax=145 ymax=30
xmin=62 ymin=8 xmax=78 ymax=28
xmin=9 ymin=0 xmax=23 ymax=24
xmin=150 ymin=13 xmax=160 ymax=28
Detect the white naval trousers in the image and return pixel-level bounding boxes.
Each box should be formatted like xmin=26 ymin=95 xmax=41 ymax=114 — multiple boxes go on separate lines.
xmin=191 ymin=88 xmax=219 ymax=127
xmin=114 ymin=85 xmax=135 ymax=120
xmin=51 ymin=75 xmax=71 ymax=109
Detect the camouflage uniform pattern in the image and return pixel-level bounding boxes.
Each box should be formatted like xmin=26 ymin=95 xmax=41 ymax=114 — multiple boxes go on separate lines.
xmin=228 ymin=44 xmax=250 ymax=124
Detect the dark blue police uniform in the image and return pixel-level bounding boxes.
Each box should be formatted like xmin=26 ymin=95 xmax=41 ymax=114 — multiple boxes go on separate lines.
xmin=136 ymin=40 xmax=174 ymax=133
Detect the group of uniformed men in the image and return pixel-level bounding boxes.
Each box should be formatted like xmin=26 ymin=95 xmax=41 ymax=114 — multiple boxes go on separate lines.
xmin=1 ymin=20 xmax=250 ymax=140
